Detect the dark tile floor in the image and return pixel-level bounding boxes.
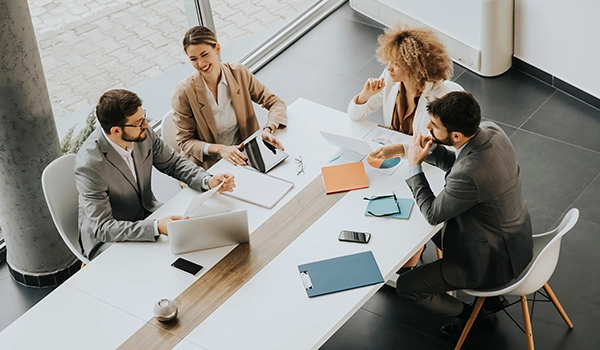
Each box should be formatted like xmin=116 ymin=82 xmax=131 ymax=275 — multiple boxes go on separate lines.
xmin=2 ymin=3 xmax=600 ymax=349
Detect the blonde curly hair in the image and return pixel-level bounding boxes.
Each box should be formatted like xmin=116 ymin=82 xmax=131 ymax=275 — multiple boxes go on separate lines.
xmin=376 ymin=27 xmax=453 ymax=94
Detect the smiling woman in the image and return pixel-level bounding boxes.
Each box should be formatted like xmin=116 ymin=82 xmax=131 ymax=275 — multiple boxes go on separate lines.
xmin=170 ymin=25 xmax=288 ymax=170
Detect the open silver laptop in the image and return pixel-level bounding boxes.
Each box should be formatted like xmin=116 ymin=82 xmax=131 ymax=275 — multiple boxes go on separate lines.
xmin=242 ymin=135 xmax=288 ymax=173
xmin=167 ymin=209 xmax=249 ymax=255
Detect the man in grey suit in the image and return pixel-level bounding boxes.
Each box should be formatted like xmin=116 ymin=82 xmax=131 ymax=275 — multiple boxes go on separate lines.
xmin=397 ymin=91 xmax=533 ymax=338
xmin=75 ymin=89 xmax=235 ymax=260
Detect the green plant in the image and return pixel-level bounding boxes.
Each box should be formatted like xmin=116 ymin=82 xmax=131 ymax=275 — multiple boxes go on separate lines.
xmin=61 ymin=109 xmax=97 ymax=154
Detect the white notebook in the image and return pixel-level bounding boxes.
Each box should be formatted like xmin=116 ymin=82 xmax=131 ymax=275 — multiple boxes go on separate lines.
xmin=224 ymin=166 xmax=294 ymax=209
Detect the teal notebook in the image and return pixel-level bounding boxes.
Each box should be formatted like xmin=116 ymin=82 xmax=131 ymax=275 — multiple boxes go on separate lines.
xmin=364 ymin=195 xmax=414 ymax=219
xmin=298 ymin=251 xmax=384 ymax=298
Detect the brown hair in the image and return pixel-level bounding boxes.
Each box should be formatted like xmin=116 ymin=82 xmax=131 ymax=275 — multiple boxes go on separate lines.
xmin=376 ymin=27 xmax=453 ymax=94
xmin=96 ymin=89 xmax=142 ymax=133
xmin=182 ymin=26 xmax=218 ymax=53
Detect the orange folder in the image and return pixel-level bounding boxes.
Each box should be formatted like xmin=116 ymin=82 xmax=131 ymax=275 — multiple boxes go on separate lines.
xmin=321 ymin=162 xmax=369 ymax=194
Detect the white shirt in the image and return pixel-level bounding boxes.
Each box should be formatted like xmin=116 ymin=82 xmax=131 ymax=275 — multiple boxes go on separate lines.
xmin=101 ymin=129 xmax=159 ymax=237
xmin=102 ymin=129 xmax=137 ymax=182
xmin=202 ymin=71 xmax=239 ymax=155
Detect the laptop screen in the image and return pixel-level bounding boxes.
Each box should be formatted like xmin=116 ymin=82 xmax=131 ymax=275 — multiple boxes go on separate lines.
xmin=242 ymin=135 xmax=288 ymax=173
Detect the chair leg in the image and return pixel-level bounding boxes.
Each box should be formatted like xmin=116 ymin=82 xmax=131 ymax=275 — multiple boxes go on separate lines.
xmin=520 ymin=295 xmax=535 ymax=350
xmin=436 ymin=247 xmax=443 ymax=259
xmin=454 ymin=297 xmax=485 ymax=350
xmin=543 ymin=283 xmax=574 ymax=329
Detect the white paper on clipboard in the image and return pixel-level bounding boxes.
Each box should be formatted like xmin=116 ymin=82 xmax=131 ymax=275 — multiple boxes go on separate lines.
xmin=223 ymin=166 xmax=294 ymax=209
xmin=183 ymin=182 xmax=223 ymax=217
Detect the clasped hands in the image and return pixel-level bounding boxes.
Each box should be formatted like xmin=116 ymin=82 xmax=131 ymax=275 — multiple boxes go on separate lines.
xmin=217 ymin=131 xmax=285 ymax=166
xmin=369 ymin=132 xmax=433 ymax=167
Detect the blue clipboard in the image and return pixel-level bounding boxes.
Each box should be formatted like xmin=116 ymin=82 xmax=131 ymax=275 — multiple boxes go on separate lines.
xmin=364 ymin=195 xmax=414 ymax=219
xmin=298 ymin=251 xmax=384 ymax=298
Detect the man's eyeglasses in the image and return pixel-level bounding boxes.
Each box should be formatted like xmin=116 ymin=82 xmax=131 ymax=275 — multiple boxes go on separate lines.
xmin=295 ymin=156 xmax=305 ymax=175
xmin=120 ymin=110 xmax=147 ymax=130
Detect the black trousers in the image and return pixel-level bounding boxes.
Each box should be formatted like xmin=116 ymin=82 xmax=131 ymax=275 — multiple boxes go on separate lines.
xmin=396 ymin=259 xmax=480 ymax=317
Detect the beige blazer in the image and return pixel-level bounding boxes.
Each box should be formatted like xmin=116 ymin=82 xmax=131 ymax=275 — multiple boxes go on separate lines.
xmin=171 ymin=62 xmax=287 ymax=169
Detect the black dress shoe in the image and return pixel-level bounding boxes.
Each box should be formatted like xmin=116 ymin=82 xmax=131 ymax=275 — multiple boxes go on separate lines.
xmin=439 ymin=314 xmax=499 ymax=340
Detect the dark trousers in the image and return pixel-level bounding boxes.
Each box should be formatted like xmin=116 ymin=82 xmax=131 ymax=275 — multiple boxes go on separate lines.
xmin=396 ymin=259 xmax=479 ymax=317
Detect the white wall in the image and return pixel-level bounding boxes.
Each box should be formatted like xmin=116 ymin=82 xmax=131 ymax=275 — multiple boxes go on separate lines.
xmin=515 ymin=0 xmax=600 ymax=98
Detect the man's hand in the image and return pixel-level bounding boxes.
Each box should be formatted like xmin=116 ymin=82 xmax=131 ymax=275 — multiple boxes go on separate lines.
xmin=157 ymin=215 xmax=185 ymax=236
xmin=356 ymin=77 xmax=385 ymax=104
xmin=209 ymin=173 xmax=235 ymax=192
xmin=369 ymin=144 xmax=405 ymax=160
xmin=261 ymin=130 xmax=285 ymax=151
xmin=407 ymin=132 xmax=433 ymax=166
xmin=217 ymin=144 xmax=247 ymax=166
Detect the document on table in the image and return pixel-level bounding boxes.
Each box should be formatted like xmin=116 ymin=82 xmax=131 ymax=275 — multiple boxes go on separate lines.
xmin=320 ymin=129 xmax=404 ymax=176
xmin=223 ymin=166 xmax=294 ymax=209
xmin=183 ymin=182 xmax=223 ymax=217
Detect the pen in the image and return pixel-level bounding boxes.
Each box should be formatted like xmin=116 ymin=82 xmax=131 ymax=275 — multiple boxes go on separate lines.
xmin=329 ymin=154 xmax=342 ymax=163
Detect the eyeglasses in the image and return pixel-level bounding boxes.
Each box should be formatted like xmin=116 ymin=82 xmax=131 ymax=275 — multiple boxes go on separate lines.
xmin=120 ymin=110 xmax=147 ymax=130
xmin=364 ymin=191 xmax=401 ymax=217
xmin=295 ymin=156 xmax=305 ymax=175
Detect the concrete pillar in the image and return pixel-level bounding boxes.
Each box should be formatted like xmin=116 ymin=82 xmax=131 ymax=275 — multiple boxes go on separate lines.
xmin=0 ymin=1 xmax=78 ymax=287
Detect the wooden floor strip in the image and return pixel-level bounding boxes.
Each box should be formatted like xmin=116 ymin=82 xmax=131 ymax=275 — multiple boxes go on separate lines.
xmin=119 ymin=177 xmax=345 ymax=349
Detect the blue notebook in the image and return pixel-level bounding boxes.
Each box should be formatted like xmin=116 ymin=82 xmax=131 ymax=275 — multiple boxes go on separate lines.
xmin=298 ymin=251 xmax=384 ymax=298
xmin=364 ymin=195 xmax=414 ymax=219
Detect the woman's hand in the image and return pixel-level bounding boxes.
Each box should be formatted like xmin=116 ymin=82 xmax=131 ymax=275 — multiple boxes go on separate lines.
xmin=217 ymin=144 xmax=247 ymax=166
xmin=208 ymin=173 xmax=235 ymax=192
xmin=369 ymin=144 xmax=405 ymax=160
xmin=261 ymin=130 xmax=285 ymax=151
xmin=356 ymin=77 xmax=385 ymax=104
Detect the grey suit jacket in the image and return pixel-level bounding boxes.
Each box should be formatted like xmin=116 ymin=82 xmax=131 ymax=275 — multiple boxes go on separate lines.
xmin=75 ymin=127 xmax=208 ymax=260
xmin=406 ymin=122 xmax=533 ymax=288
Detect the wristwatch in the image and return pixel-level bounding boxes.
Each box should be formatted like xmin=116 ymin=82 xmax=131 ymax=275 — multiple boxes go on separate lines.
xmin=263 ymin=125 xmax=274 ymax=133
xmin=201 ymin=175 xmax=212 ymax=191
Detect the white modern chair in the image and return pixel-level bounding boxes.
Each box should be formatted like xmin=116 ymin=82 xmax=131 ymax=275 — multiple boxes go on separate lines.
xmin=41 ymin=154 xmax=90 ymax=265
xmin=455 ymin=208 xmax=579 ymax=350
xmin=161 ymin=109 xmax=180 ymax=153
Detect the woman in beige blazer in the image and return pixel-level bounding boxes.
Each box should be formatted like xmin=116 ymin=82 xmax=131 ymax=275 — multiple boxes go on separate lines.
xmin=172 ymin=26 xmax=287 ymax=169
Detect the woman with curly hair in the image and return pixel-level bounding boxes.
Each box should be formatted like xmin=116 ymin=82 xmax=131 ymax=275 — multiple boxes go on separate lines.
xmin=348 ymin=27 xmax=462 ymax=158
xmin=350 ymin=27 xmax=463 ymax=274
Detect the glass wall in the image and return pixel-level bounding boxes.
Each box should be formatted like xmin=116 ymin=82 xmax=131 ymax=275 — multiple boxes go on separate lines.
xmin=28 ymin=0 xmax=325 ymax=130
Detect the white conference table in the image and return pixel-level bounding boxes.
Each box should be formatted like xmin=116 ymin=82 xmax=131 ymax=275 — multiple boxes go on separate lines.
xmin=0 ymin=98 xmax=444 ymax=350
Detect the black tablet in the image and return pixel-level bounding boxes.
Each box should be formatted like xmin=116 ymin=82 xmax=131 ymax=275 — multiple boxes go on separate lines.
xmin=242 ymin=135 xmax=288 ymax=173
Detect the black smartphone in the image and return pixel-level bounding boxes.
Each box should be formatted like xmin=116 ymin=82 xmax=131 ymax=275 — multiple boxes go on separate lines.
xmin=338 ymin=230 xmax=371 ymax=243
xmin=171 ymin=258 xmax=203 ymax=276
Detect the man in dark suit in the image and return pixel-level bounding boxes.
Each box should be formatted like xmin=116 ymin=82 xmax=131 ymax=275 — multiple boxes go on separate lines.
xmin=75 ymin=89 xmax=235 ymax=260
xmin=397 ymin=91 xmax=533 ymax=337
